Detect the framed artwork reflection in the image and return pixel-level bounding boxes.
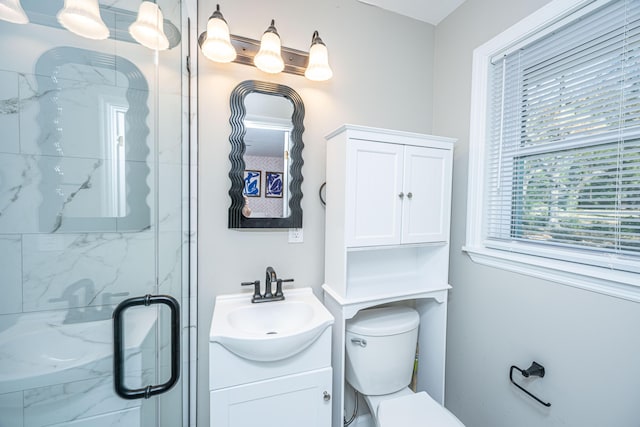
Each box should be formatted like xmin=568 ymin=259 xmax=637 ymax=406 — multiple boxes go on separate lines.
xmin=243 ymin=170 xmax=261 ymax=197
xmin=266 ymin=171 xmax=283 ymax=198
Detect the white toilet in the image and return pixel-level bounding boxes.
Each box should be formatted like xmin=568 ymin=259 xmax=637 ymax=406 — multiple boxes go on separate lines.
xmin=345 ymin=306 xmax=464 ymax=427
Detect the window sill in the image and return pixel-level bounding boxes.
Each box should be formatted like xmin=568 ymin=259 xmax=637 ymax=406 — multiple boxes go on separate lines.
xmin=462 ymin=245 xmax=640 ymax=303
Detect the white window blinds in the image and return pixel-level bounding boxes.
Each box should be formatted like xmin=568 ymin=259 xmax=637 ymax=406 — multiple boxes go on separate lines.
xmin=487 ymin=0 xmax=640 ymax=262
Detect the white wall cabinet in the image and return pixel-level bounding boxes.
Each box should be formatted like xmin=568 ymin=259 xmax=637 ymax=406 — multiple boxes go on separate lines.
xmin=323 ymin=125 xmax=455 ymax=427
xmin=401 ymin=145 xmax=452 ymax=244
xmin=325 ymin=124 xmax=455 ymax=300
xmin=345 ymin=139 xmax=452 ymax=247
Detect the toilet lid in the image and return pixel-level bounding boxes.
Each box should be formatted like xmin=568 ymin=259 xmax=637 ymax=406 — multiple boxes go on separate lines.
xmin=377 ymin=392 xmax=464 ymax=427
xmin=346 ymin=306 xmax=419 ymax=336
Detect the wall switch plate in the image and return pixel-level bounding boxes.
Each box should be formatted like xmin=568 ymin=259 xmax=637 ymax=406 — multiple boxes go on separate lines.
xmin=288 ymin=228 xmax=303 ymax=243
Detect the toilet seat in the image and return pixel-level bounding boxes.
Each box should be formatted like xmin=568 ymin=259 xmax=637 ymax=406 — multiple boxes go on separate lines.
xmin=377 ymin=392 xmax=464 ymax=427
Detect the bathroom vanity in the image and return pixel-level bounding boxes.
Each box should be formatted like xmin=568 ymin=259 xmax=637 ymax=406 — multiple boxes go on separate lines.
xmin=323 ymin=125 xmax=455 ymax=427
xmin=209 ymin=288 xmax=334 ymax=427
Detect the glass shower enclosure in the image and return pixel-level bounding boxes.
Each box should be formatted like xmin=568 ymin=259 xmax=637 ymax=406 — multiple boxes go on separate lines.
xmin=0 ymin=0 xmax=190 ymax=426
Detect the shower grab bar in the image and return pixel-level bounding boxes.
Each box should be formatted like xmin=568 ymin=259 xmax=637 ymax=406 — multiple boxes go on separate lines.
xmin=509 ymin=362 xmax=551 ymax=407
xmin=113 ymin=294 xmax=180 ymax=400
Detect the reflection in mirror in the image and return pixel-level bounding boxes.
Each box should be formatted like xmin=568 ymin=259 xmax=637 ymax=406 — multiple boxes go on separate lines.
xmin=228 ymin=81 xmax=304 ymax=229
xmin=243 ymin=93 xmax=293 ymax=218
xmin=36 ymin=47 xmax=150 ymax=232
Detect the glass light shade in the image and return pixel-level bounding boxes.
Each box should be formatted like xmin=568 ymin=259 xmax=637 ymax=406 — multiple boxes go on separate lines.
xmin=0 ymin=0 xmax=28 ymax=24
xmin=201 ymin=14 xmax=236 ymax=62
xmin=254 ymin=26 xmax=284 ymax=74
xmin=129 ymin=1 xmax=169 ymax=51
xmin=305 ymin=39 xmax=333 ymax=81
xmin=57 ymin=0 xmax=109 ymax=40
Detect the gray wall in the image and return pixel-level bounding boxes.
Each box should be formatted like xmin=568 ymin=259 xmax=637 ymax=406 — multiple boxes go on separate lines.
xmin=196 ymin=1 xmax=435 ymax=425
xmin=433 ymin=1 xmax=640 ymax=426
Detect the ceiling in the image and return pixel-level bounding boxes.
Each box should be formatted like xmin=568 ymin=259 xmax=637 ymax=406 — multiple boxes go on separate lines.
xmin=357 ymin=0 xmax=466 ymax=25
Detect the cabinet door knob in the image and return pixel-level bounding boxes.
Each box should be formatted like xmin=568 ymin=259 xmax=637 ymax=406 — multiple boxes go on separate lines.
xmin=407 ymin=192 xmax=413 ymax=199
xmin=323 ymin=391 xmax=331 ymax=401
xmin=398 ymin=192 xmax=405 ymax=199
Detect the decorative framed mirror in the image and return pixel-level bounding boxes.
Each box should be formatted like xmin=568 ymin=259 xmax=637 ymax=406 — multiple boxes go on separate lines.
xmin=228 ymin=80 xmax=304 ymax=229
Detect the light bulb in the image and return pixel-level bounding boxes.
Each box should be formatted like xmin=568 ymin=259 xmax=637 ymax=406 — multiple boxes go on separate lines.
xmin=254 ymin=20 xmax=284 ymax=74
xmin=129 ymin=1 xmax=169 ymax=50
xmin=200 ymin=4 xmax=236 ymax=63
xmin=57 ymin=0 xmax=109 ymax=40
xmin=304 ymin=31 xmax=333 ymax=81
xmin=0 ymin=0 xmax=29 ymax=24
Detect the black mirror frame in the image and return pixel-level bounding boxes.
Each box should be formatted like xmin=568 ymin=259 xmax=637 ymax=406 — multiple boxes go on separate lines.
xmin=228 ymin=80 xmax=304 ymax=229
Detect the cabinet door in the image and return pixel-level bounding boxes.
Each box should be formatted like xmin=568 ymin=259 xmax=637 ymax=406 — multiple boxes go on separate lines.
xmin=346 ymin=140 xmax=404 ymax=247
xmin=210 ymin=367 xmax=332 ymax=427
xmin=402 ymin=145 xmax=452 ymax=244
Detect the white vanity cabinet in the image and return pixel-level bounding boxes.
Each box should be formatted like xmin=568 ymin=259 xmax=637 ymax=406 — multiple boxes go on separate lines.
xmin=209 ymin=329 xmax=333 ymax=427
xmin=323 ymin=125 xmax=455 ymax=427
xmin=210 ymin=367 xmax=332 ymax=427
xmin=208 ymin=289 xmax=334 ymax=427
xmin=342 ymin=138 xmax=452 ymax=247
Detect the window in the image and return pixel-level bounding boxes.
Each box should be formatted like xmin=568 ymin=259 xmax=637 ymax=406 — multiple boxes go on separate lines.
xmin=466 ymin=0 xmax=640 ymax=301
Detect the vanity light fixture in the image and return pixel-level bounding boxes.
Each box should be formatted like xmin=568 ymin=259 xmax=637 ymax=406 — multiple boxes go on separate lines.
xmin=253 ymin=20 xmax=285 ymax=74
xmin=0 ymin=0 xmax=28 ymax=24
xmin=197 ymin=5 xmax=333 ymax=81
xmin=129 ymin=0 xmax=170 ymax=50
xmin=57 ymin=0 xmax=109 ymax=40
xmin=304 ymin=31 xmax=332 ymax=81
xmin=200 ymin=4 xmax=236 ymax=63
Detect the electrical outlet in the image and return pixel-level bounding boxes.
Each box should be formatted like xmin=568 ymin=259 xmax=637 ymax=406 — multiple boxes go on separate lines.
xmin=288 ymin=228 xmax=303 ymax=243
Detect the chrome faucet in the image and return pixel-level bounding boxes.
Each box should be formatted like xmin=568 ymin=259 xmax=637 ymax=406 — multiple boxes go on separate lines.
xmin=241 ymin=266 xmax=293 ymax=303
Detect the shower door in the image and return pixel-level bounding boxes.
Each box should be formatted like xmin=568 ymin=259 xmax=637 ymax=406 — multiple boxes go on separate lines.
xmin=0 ymin=1 xmax=189 ymax=426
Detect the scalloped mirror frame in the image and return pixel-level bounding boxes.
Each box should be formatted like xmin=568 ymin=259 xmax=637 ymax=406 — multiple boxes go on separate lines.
xmin=228 ymin=80 xmax=304 ymax=229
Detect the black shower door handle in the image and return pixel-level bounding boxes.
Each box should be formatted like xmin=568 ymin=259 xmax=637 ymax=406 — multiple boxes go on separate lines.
xmin=113 ymin=294 xmax=180 ymax=400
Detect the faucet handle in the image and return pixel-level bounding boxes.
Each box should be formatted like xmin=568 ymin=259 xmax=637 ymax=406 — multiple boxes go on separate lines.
xmin=274 ymin=278 xmax=293 ymax=298
xmin=241 ymin=280 xmax=262 ymax=302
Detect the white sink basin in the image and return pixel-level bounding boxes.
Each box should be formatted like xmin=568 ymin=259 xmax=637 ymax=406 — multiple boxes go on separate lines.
xmin=210 ymin=287 xmax=334 ymax=362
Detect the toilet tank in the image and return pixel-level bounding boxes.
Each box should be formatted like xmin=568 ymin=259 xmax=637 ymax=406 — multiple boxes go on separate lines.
xmin=345 ymin=306 xmax=419 ymax=396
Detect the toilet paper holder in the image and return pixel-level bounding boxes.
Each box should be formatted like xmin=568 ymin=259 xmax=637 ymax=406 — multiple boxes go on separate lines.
xmin=509 ymin=361 xmax=552 ymax=407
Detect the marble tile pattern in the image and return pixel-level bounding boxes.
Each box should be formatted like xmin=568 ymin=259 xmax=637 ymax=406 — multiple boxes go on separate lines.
xmin=21 ymin=232 xmax=155 ymax=312
xmin=0 ymin=236 xmax=22 ymax=315
xmin=0 ymin=70 xmax=20 ymax=154
xmin=2 ymin=71 xmax=152 ymax=233
xmin=0 ymin=4 xmax=188 ymax=425
xmin=23 ymin=378 xmax=143 ymax=427
xmin=0 ymin=392 xmax=23 ymax=426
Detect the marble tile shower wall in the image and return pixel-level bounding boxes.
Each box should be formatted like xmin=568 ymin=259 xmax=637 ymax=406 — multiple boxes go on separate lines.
xmin=0 ymin=50 xmax=184 ymax=315
xmin=0 ymin=5 xmax=185 ymax=426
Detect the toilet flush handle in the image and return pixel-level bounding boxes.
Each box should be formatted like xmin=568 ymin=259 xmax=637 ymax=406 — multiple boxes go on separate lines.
xmin=351 ymin=338 xmax=367 ymax=347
